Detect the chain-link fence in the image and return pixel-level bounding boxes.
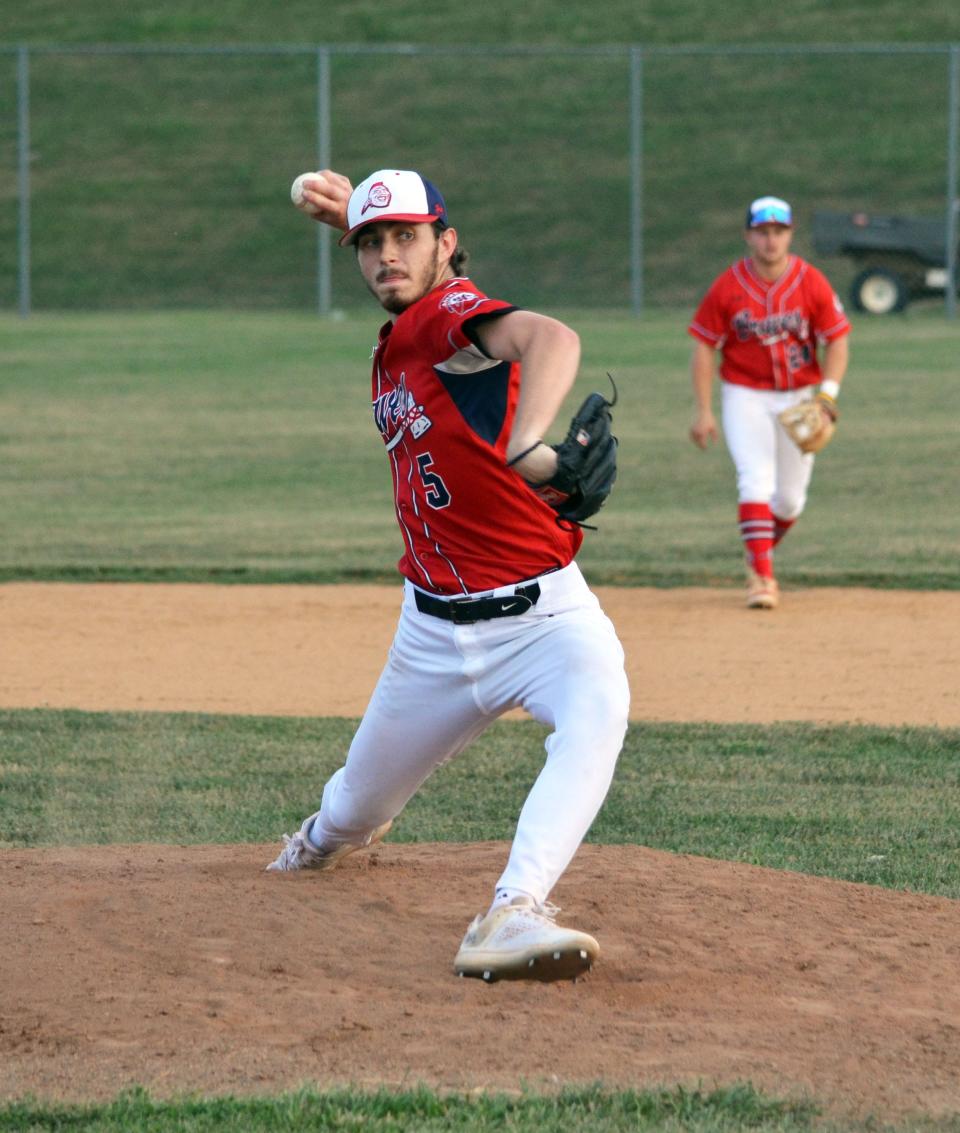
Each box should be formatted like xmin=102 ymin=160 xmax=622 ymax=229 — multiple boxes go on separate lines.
xmin=3 ymin=43 xmax=958 ymax=316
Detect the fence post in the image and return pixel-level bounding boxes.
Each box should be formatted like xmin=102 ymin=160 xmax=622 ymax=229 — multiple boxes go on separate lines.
xmin=629 ymin=46 xmax=643 ymax=316
xmin=17 ymin=45 xmax=31 ymax=318
xmin=316 ymin=46 xmax=332 ymax=316
xmin=945 ymin=45 xmax=959 ymax=319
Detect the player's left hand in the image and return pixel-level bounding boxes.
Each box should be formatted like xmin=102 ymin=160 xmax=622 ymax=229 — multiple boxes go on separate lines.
xmin=778 ymin=393 xmax=838 ymax=455
xmin=523 ymin=380 xmax=619 ymax=526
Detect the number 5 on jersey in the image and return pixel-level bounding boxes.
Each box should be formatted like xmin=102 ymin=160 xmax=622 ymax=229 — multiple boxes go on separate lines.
xmin=416 ymin=453 xmax=451 ymax=509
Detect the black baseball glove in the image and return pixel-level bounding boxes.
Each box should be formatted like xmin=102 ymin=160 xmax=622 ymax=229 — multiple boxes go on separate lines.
xmin=530 ymin=377 xmax=619 ymax=526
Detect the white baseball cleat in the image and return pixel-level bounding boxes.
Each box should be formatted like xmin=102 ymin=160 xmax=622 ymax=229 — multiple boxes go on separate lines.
xmin=265 ymin=812 xmax=392 ymax=872
xmin=453 ymin=898 xmax=599 ymax=983
xmin=746 ymin=569 xmax=779 ymax=610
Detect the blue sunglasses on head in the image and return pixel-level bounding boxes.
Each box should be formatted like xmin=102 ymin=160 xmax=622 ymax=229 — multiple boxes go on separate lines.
xmin=749 ymin=205 xmax=791 ymax=226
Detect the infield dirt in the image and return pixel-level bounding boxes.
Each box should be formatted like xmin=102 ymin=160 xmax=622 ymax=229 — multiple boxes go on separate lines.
xmin=2 ymin=583 xmax=959 ymax=1120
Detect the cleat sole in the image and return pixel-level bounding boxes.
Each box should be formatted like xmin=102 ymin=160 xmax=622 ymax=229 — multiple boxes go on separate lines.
xmin=455 ymin=947 xmax=594 ymax=984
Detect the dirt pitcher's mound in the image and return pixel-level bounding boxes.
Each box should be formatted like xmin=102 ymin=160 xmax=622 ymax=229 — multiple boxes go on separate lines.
xmin=3 ymin=841 xmax=960 ymax=1120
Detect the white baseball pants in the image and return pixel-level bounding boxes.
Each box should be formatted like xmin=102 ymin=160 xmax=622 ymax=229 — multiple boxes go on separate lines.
xmin=311 ymin=561 xmax=630 ymax=905
xmin=721 ymin=382 xmax=815 ymax=518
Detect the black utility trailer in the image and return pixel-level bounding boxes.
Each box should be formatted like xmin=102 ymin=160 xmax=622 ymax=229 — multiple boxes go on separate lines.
xmin=811 ymin=209 xmax=957 ymax=314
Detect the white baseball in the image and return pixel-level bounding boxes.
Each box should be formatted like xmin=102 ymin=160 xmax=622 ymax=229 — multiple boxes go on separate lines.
xmin=290 ymin=171 xmax=323 ymax=206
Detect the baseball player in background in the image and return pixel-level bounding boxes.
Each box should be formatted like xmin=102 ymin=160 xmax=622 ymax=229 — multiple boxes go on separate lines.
xmin=687 ymin=196 xmax=851 ymax=609
xmin=266 ymin=168 xmax=630 ymax=983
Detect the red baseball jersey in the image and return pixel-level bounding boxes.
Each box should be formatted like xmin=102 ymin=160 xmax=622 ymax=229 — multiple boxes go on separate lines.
xmin=688 ymin=255 xmax=850 ymax=390
xmin=370 ymin=277 xmax=582 ymax=595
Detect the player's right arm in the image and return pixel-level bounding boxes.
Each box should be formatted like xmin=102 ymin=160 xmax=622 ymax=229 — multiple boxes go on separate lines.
xmin=689 ymin=339 xmax=719 ymax=449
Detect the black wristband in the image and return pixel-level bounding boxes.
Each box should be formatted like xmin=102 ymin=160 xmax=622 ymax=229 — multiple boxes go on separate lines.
xmin=506 ymin=441 xmax=543 ymax=468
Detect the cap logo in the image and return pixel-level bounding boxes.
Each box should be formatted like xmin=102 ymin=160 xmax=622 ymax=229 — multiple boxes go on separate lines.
xmin=361 ymin=182 xmax=392 ymax=216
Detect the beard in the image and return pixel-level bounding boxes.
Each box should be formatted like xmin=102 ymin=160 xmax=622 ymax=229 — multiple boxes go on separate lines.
xmin=367 ymin=243 xmax=444 ymax=314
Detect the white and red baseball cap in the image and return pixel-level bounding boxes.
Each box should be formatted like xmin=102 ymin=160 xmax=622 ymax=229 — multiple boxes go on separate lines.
xmin=746 ymin=196 xmax=793 ymax=228
xmin=339 ymin=169 xmax=449 ymax=247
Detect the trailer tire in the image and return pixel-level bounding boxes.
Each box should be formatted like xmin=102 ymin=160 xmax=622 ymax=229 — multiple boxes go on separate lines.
xmin=850 ymin=267 xmax=909 ymax=315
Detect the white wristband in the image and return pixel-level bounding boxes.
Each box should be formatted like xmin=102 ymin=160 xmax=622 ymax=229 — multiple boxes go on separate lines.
xmin=820 ymin=379 xmax=840 ymax=400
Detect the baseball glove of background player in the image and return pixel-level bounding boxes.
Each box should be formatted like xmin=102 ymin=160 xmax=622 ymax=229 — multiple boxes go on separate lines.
xmin=778 ymin=393 xmax=838 ymax=455
xmin=531 ymin=377 xmax=618 ymax=525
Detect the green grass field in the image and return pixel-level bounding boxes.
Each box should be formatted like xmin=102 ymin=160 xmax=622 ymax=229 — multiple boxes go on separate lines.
xmin=0 ymin=1084 xmax=827 ymax=1133
xmin=1 ymin=309 xmax=957 ymax=587
xmin=3 ymin=711 xmax=960 ymax=896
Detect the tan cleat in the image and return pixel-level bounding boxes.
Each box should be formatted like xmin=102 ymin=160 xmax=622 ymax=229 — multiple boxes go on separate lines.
xmin=746 ymin=569 xmax=779 ymax=610
xmin=266 ymin=813 xmax=392 ymax=872
xmin=453 ymin=898 xmax=599 ymax=983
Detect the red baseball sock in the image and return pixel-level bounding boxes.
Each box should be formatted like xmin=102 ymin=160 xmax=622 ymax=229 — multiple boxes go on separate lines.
xmin=772 ymin=514 xmax=796 ymax=546
xmin=739 ymin=502 xmax=775 ymax=578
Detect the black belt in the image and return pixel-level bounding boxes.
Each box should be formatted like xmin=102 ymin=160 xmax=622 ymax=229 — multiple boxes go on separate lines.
xmin=414 ymin=582 xmax=541 ymax=624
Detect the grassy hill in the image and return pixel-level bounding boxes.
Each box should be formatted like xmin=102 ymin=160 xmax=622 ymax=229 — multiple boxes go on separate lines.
xmin=2 ymin=4 xmax=958 ymax=312
xmin=7 ymin=0 xmax=960 ymax=48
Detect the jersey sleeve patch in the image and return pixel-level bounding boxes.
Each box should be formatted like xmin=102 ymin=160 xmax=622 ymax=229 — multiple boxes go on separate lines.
xmin=438 ymin=290 xmax=487 ymax=317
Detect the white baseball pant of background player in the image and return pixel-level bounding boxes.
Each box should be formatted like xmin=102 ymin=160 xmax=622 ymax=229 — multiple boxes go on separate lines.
xmin=721 ymin=383 xmax=814 ymax=522
xmin=312 ymin=560 xmax=629 ymax=905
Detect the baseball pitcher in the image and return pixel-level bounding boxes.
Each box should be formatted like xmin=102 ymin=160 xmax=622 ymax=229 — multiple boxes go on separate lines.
xmin=267 ymin=168 xmax=629 ymax=984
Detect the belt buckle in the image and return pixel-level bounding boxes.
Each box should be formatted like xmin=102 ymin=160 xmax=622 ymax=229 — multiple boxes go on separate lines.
xmin=448 ymin=598 xmax=479 ymax=625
